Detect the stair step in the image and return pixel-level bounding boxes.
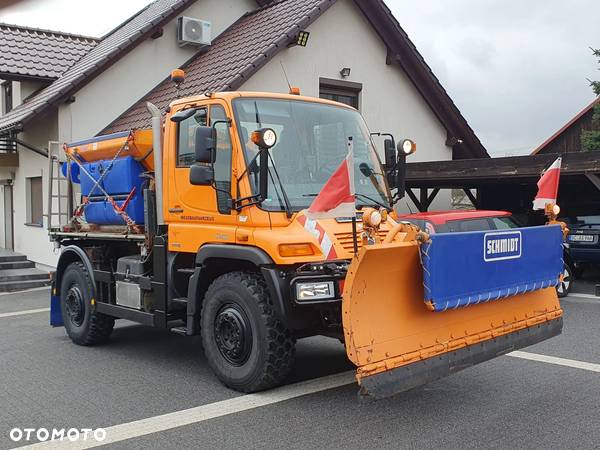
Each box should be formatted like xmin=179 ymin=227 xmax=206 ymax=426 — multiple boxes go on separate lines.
xmin=0 ymin=279 xmax=51 ymax=292
xmin=0 ymin=268 xmax=52 ymax=282
xmin=0 ymin=260 xmax=35 ymax=270
xmin=0 ymin=253 xmax=27 ymax=263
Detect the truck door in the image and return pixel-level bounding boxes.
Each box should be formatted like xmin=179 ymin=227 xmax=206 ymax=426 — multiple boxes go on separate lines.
xmin=166 ymin=102 xmax=237 ymax=253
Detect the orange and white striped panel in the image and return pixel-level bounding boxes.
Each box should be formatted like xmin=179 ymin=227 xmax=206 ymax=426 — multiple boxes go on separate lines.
xmin=297 ymin=215 xmax=338 ymax=260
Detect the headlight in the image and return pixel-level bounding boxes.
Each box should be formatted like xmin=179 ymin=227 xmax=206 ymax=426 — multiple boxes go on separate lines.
xmin=296 ymin=281 xmax=335 ymax=301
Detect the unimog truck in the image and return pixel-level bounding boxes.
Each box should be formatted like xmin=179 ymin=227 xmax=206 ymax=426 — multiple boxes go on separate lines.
xmin=48 ymin=75 xmax=564 ymax=398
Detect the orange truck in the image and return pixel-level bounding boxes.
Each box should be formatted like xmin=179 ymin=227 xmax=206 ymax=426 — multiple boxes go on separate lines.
xmin=49 ymin=74 xmax=563 ymax=398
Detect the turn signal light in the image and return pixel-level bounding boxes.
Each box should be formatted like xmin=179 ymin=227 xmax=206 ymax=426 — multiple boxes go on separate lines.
xmin=279 ymin=243 xmax=315 ymax=257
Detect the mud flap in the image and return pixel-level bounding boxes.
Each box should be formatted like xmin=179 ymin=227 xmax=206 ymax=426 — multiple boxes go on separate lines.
xmin=341 ymin=241 xmax=563 ymax=400
xmin=50 ymin=283 xmax=63 ymax=327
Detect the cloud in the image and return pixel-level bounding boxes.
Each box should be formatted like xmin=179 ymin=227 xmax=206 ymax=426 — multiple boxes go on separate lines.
xmin=387 ymin=0 xmax=599 ymax=156
xmin=0 ymin=0 xmax=153 ymax=37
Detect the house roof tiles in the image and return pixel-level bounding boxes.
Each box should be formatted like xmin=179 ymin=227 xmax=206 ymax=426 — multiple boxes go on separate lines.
xmin=103 ymin=0 xmax=335 ymax=133
xmin=0 ymin=24 xmax=98 ymax=80
xmin=0 ymin=0 xmax=195 ymax=133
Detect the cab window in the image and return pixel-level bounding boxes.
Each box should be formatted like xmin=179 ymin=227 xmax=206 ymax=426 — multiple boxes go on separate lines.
xmin=177 ymin=108 xmax=207 ymax=167
xmin=210 ymin=104 xmax=232 ymax=214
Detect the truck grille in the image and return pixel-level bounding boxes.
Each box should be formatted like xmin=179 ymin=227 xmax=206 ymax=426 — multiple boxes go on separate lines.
xmin=334 ymin=230 xmax=390 ymax=251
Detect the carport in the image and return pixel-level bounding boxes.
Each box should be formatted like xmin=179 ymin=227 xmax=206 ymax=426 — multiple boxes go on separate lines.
xmin=405 ymin=152 xmax=600 ymax=221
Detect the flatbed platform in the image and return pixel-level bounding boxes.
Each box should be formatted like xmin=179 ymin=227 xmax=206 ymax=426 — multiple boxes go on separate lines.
xmin=49 ymin=231 xmax=146 ymax=241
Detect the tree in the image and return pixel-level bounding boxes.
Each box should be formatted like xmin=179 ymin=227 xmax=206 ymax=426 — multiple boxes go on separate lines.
xmin=581 ymin=48 xmax=600 ymax=151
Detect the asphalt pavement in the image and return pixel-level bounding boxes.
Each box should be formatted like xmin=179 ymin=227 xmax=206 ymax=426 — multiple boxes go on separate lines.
xmin=1 ymin=285 xmax=599 ymax=450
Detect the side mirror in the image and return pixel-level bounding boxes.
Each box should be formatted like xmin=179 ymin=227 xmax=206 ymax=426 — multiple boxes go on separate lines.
xmin=194 ymin=126 xmax=216 ymax=163
xmin=189 ymin=164 xmax=214 ymax=186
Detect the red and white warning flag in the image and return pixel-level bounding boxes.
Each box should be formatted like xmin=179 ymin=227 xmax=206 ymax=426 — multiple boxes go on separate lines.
xmin=533 ymin=156 xmax=561 ymax=210
xmin=306 ymin=141 xmax=356 ymax=220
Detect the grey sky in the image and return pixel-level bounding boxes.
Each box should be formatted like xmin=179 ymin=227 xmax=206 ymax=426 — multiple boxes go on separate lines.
xmin=0 ymin=0 xmax=598 ymax=156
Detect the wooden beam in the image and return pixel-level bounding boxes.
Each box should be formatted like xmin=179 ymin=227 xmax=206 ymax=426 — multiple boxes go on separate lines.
xmin=463 ymin=188 xmax=479 ymax=208
xmin=406 ymin=152 xmax=600 ymax=189
xmin=0 ymin=152 xmax=18 ymax=167
xmin=420 ymin=188 xmax=428 ymax=212
xmin=586 ymin=173 xmax=600 ymax=191
xmin=406 ymin=188 xmax=422 ymax=212
xmin=425 ymin=188 xmax=440 ymax=209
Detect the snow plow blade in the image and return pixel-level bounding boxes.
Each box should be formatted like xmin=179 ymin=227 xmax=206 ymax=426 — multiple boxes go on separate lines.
xmin=342 ymin=227 xmax=563 ymax=400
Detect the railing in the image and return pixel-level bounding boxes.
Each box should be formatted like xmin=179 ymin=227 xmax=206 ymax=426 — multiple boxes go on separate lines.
xmin=0 ymin=135 xmax=17 ymax=153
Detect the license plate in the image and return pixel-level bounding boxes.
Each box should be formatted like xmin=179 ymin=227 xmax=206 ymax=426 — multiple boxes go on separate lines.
xmin=569 ymin=234 xmax=594 ymax=242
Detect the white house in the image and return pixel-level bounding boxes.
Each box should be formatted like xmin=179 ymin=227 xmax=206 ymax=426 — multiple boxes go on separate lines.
xmin=0 ymin=0 xmax=488 ymax=268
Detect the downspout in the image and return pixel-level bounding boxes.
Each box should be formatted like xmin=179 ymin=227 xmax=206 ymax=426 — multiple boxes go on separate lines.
xmin=146 ymin=102 xmax=164 ymax=225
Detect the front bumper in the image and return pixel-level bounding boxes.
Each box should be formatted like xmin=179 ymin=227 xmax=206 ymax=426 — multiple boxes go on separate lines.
xmin=358 ymin=317 xmax=563 ymax=400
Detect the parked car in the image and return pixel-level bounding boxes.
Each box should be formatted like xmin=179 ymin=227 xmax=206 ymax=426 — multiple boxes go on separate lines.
xmin=398 ymin=209 xmax=573 ymax=298
xmin=564 ymin=215 xmax=600 ymax=278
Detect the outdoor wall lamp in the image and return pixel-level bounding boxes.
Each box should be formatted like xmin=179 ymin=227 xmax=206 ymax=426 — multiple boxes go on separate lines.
xmin=340 ymin=67 xmax=351 ymax=78
xmin=295 ymin=31 xmax=310 ymax=47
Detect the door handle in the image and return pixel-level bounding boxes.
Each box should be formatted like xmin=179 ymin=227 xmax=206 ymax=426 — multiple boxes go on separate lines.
xmin=168 ymin=207 xmax=184 ymax=213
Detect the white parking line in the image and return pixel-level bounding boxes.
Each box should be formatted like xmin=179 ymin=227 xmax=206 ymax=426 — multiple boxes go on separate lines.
xmin=17 ymin=370 xmax=356 ymax=449
xmin=0 ymin=308 xmax=49 ymax=319
xmin=508 ymin=351 xmax=600 ymax=373
xmin=567 ymin=293 xmax=599 ymax=300
xmin=0 ymin=286 xmax=50 ymax=296
xmin=16 ymin=348 xmax=600 ymax=449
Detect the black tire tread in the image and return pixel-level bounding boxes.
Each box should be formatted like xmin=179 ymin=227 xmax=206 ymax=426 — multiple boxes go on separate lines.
xmin=204 ymin=271 xmax=296 ymax=392
xmin=64 ymin=262 xmax=114 ymax=345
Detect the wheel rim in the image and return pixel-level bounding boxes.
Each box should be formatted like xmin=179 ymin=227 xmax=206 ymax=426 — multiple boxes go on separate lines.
xmin=558 ymin=267 xmax=571 ymax=294
xmin=65 ymin=286 xmax=85 ymax=327
xmin=214 ymin=304 xmax=252 ymax=366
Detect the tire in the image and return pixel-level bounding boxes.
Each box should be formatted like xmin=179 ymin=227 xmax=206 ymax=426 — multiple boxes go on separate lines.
xmin=556 ymin=263 xmax=573 ymax=298
xmin=60 ymin=261 xmax=115 ymax=345
xmin=201 ymin=271 xmax=296 ymax=393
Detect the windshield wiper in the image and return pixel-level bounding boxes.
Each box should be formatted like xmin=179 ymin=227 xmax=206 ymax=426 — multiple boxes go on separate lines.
xmin=267 ymin=152 xmax=293 ymax=218
xmin=355 ymin=193 xmax=389 ymax=210
xmin=303 ymin=193 xmax=389 ymax=210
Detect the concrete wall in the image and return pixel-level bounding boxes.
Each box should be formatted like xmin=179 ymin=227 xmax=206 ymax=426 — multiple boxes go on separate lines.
xmin=238 ymin=0 xmax=453 ymax=211
xmin=59 ymin=0 xmax=256 ymax=143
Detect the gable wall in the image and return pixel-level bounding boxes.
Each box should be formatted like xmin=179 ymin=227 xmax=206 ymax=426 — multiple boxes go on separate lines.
xmin=58 ymin=0 xmax=256 ymax=143
xmin=239 ymin=0 xmax=453 ymax=210
xmin=239 ymin=0 xmax=451 ymax=164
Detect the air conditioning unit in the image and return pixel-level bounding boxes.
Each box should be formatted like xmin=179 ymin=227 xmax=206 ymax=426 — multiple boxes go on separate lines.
xmin=177 ymin=16 xmax=211 ymax=47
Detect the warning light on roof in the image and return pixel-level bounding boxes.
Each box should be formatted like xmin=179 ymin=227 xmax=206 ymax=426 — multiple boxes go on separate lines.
xmin=171 ymin=69 xmax=185 ymax=87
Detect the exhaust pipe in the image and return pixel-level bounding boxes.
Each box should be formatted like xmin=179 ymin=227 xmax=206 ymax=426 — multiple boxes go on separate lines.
xmin=146 ymin=102 xmax=164 ymax=225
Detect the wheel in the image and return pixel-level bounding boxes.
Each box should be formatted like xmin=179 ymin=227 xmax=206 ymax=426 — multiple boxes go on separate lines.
xmin=60 ymin=261 xmax=115 ymax=345
xmin=201 ymin=271 xmax=296 ymax=393
xmin=556 ymin=264 xmax=573 ymax=298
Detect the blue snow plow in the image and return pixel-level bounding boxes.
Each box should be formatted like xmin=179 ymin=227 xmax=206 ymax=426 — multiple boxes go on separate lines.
xmin=421 ymin=225 xmax=564 ymax=312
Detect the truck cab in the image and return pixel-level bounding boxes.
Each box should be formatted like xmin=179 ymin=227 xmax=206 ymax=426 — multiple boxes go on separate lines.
xmin=51 ymin=89 xmax=410 ymax=393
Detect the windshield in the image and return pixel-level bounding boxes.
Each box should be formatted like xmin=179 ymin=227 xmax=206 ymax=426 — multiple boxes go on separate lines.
xmin=232 ymin=98 xmax=391 ymax=212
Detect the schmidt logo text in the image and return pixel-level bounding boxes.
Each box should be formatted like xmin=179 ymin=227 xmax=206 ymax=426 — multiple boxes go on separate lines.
xmin=484 ymin=231 xmax=522 ymax=262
